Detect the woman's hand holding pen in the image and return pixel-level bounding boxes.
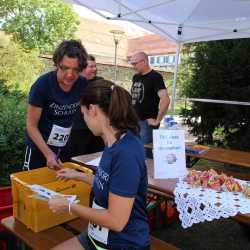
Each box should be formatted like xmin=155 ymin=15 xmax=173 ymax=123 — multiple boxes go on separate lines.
xmin=46 ymin=151 xmax=62 ymax=170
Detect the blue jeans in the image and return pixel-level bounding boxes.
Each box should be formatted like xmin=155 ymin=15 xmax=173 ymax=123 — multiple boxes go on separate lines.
xmin=139 ymin=120 xmax=159 ymax=144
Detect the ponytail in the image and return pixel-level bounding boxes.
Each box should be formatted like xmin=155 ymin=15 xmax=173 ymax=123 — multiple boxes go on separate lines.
xmin=81 ymin=80 xmax=139 ymax=138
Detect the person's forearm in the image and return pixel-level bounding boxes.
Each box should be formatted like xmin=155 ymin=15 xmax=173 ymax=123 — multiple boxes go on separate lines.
xmin=27 ymin=125 xmax=53 ymax=158
xmin=156 ymin=97 xmax=170 ymax=123
xmin=70 ymin=204 xmax=124 ymax=232
xmin=156 ymin=95 xmax=170 ymax=123
xmin=76 ymin=172 xmax=94 ymax=186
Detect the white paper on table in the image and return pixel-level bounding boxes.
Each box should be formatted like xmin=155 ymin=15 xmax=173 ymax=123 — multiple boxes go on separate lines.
xmin=85 ymin=156 xmax=102 ymax=167
xmin=153 ymin=129 xmax=187 ymax=179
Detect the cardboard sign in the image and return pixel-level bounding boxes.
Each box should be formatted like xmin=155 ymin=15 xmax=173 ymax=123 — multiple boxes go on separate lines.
xmin=153 ymin=129 xmax=187 ymax=179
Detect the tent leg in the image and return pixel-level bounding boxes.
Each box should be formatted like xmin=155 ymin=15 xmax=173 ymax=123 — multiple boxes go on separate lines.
xmin=170 ymin=43 xmax=181 ymax=116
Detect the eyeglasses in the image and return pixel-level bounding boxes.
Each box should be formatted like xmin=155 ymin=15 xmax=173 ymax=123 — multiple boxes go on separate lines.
xmin=130 ymin=59 xmax=144 ymax=66
xmin=58 ymin=65 xmax=81 ymax=74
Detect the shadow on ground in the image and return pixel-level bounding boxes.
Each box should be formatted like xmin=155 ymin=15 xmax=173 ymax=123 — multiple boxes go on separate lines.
xmin=152 ymin=218 xmax=250 ymax=250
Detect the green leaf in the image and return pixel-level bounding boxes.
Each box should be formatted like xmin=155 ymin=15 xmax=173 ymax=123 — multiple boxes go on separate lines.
xmin=178 ymin=39 xmax=250 ymax=150
xmin=1 ymin=0 xmax=79 ymax=53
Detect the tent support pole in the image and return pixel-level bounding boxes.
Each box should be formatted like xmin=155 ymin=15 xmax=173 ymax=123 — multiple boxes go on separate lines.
xmin=170 ymin=43 xmax=181 ymax=116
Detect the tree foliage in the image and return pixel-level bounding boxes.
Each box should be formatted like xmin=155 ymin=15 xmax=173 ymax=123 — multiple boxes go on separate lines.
xmin=0 ymin=82 xmax=27 ymax=185
xmin=178 ymin=39 xmax=250 ymax=150
xmin=1 ymin=0 xmax=79 ymax=53
xmin=0 ymin=41 xmax=45 ymax=92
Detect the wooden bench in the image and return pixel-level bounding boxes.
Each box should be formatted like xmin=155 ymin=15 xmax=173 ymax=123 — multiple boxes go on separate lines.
xmin=1 ymin=216 xmax=180 ymax=250
xmin=151 ymin=237 xmax=180 ymax=250
xmin=1 ymin=216 xmax=74 ymax=250
xmin=144 ymin=143 xmax=250 ymax=170
xmin=234 ymin=213 xmax=250 ymax=225
xmin=67 ymin=215 xmax=180 ymax=250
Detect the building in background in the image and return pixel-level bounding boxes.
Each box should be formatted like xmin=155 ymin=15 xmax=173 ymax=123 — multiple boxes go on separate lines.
xmin=75 ymin=17 xmax=130 ymax=66
xmin=127 ymin=34 xmax=178 ymax=70
xmin=74 ymin=16 xmax=176 ymax=89
xmin=74 ymin=16 xmax=178 ymax=71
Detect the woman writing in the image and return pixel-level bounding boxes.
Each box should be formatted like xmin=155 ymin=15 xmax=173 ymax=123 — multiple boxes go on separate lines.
xmin=23 ymin=40 xmax=88 ymax=170
xmin=49 ymin=80 xmax=150 ymax=250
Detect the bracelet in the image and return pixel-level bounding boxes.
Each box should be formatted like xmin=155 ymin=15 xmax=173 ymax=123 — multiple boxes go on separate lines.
xmin=68 ymin=202 xmax=72 ymax=215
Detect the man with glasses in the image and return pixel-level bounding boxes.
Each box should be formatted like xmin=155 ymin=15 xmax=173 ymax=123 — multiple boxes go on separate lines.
xmin=130 ymin=52 xmax=170 ymax=145
xmin=23 ymin=40 xmax=88 ymax=170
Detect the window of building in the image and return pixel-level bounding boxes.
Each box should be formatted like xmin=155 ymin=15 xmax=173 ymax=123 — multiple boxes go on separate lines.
xmin=150 ymin=56 xmax=155 ymax=64
xmin=149 ymin=54 xmax=177 ymax=67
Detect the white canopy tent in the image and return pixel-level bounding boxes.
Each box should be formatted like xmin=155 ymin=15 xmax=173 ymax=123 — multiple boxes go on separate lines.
xmin=66 ymin=0 xmax=250 ymax=113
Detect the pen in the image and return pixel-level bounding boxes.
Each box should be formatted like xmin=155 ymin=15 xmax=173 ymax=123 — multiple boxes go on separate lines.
xmin=55 ymin=148 xmax=61 ymax=161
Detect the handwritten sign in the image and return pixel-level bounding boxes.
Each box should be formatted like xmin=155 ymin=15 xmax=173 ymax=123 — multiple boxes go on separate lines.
xmin=153 ymin=129 xmax=187 ymax=179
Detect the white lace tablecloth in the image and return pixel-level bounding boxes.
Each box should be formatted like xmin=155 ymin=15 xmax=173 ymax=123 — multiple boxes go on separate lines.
xmin=174 ymin=179 xmax=250 ymax=228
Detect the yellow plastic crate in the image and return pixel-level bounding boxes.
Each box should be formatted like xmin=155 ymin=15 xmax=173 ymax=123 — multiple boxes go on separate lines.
xmin=11 ymin=162 xmax=92 ymax=232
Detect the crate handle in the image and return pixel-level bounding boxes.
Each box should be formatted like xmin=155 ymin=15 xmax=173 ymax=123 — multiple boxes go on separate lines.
xmin=10 ymin=176 xmax=28 ymax=186
xmin=62 ymin=162 xmax=93 ymax=174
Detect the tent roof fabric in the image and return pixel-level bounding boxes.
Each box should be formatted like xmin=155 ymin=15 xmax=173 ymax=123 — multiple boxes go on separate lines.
xmin=68 ymin=0 xmax=250 ymax=44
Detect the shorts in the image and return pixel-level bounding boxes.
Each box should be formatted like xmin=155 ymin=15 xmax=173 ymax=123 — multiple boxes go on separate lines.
xmin=77 ymin=231 xmax=97 ymax=250
xmin=77 ymin=231 xmax=150 ymax=250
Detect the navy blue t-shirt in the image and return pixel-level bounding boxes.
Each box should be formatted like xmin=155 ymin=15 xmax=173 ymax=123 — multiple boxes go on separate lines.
xmin=27 ymin=71 xmax=88 ymax=149
xmin=92 ymin=130 xmax=150 ymax=248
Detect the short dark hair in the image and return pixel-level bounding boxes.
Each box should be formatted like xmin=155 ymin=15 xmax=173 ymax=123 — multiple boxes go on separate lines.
xmin=53 ymin=40 xmax=88 ymax=71
xmin=88 ymin=55 xmax=96 ymax=61
xmin=81 ymin=79 xmax=139 ymax=138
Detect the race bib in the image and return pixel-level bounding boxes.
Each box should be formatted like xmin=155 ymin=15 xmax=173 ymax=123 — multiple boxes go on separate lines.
xmin=88 ymin=201 xmax=109 ymax=244
xmin=47 ymin=124 xmax=71 ymax=147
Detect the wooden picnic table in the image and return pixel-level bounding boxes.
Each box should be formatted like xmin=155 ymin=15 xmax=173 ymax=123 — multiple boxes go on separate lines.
xmin=71 ymin=152 xmax=177 ymax=197
xmin=145 ymin=143 xmax=250 ymax=169
xmin=2 ymin=150 xmax=249 ymax=250
xmin=71 ymin=152 xmax=250 ymax=225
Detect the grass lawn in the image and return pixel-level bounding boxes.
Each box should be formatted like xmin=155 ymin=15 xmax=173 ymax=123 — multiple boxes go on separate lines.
xmin=153 ymin=218 xmax=250 ymax=250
